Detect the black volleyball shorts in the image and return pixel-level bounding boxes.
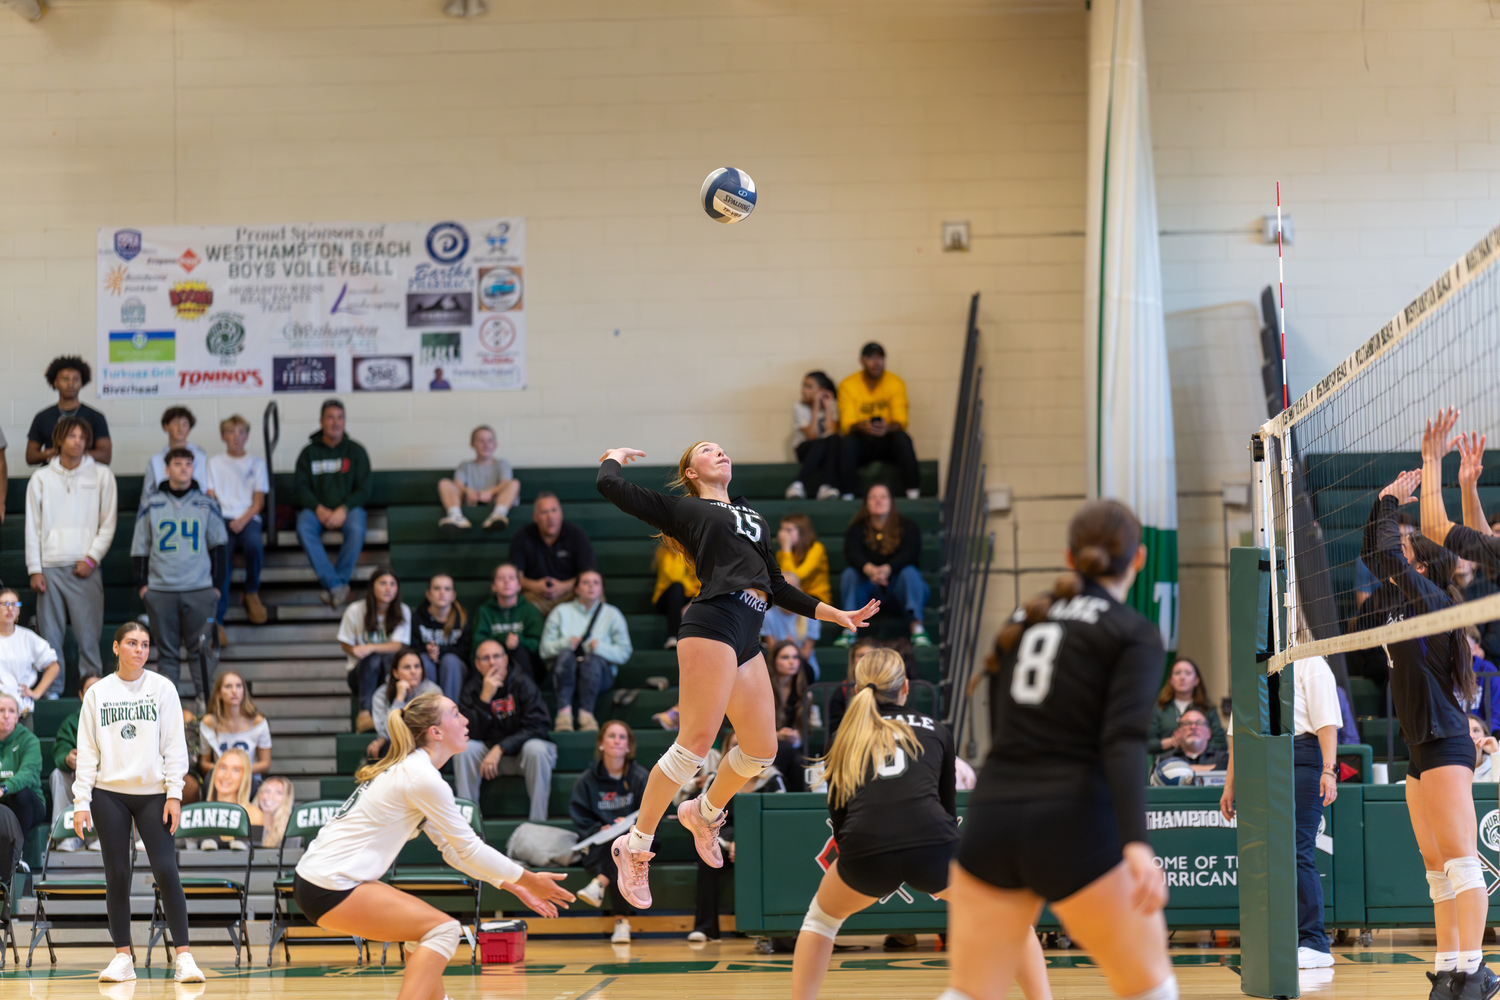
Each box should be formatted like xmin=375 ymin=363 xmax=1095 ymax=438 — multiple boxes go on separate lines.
xmin=680 ymin=590 xmax=767 ymax=664
xmin=1407 ymin=733 xmax=1477 ymax=778
xmin=292 ymin=872 xmax=357 ymax=925
xmin=837 ymin=841 xmax=956 ymax=899
xmin=956 ymin=791 xmax=1123 ymax=903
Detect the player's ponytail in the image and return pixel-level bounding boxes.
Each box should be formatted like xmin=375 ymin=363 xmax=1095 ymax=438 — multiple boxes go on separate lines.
xmin=354 ymin=691 xmax=445 ymax=784
xmin=657 ymin=441 xmax=714 ymax=567
xmin=817 ymin=648 xmax=921 ymax=809
xmin=1409 ymin=533 xmax=1476 ymax=704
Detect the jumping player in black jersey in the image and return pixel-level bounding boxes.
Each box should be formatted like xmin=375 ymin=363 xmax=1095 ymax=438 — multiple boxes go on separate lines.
xmin=938 ymin=500 xmax=1173 ymax=1000
xmin=791 ymin=648 xmax=1050 ymax=1000
xmin=596 ymin=444 xmax=879 ymax=907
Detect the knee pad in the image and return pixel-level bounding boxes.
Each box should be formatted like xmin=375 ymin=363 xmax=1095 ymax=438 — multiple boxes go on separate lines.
xmin=724 ymin=745 xmax=776 ymax=779
xmin=655 ymin=742 xmax=706 ymax=785
xmin=1428 ymin=869 xmax=1457 ymax=902
xmin=1120 ymin=977 xmax=1178 ymax=1000
xmin=411 ymin=919 xmax=461 ymax=960
xmin=1446 ymin=856 xmax=1486 ymax=895
xmin=800 ymin=897 xmax=846 ymax=941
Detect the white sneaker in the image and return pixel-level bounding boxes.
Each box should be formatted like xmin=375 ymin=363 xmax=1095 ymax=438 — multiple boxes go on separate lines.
xmin=228 ymin=838 xmax=250 ymax=851
xmin=687 ymin=930 xmax=709 ymax=943
xmin=611 ymin=918 xmax=631 ymax=944
xmin=174 ymin=952 xmax=206 ymax=983
xmin=438 ymin=513 xmax=472 ymax=533
xmin=134 ymin=838 xmax=145 ymax=851
xmin=55 ymin=836 xmax=83 ymax=852
xmin=905 ymin=488 xmax=921 ymax=500
xmin=99 ymin=953 xmax=136 ymax=982
xmin=87 ymin=838 xmax=103 ymax=851
xmin=1296 ymin=946 xmax=1334 ymax=969
xmin=815 ymin=485 xmax=841 ymax=501
xmin=785 ymin=481 xmax=806 ymax=499
xmin=200 ymin=838 xmax=219 ymax=851
xmin=577 ymin=879 xmax=606 ymax=907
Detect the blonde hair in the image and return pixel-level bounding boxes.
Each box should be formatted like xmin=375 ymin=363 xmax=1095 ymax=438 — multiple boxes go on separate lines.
xmin=817 ymin=648 xmax=917 ymax=809
xmin=219 ymin=414 xmax=250 ymax=435
xmin=355 ymin=691 xmax=446 ymax=784
xmin=658 ymin=441 xmax=714 ymax=563
xmin=207 ymin=748 xmax=255 ymax=809
xmin=253 ymin=776 xmax=296 ymax=848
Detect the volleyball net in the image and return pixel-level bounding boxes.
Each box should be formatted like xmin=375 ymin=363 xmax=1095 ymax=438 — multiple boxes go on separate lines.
xmin=1258 ymin=221 xmax=1500 ymax=674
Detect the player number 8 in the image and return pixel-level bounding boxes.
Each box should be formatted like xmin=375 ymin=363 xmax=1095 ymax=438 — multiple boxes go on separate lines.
xmin=1011 ymin=622 xmax=1063 ymax=705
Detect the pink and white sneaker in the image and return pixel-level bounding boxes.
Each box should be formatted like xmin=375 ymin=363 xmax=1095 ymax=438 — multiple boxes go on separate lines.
xmin=611 ymin=833 xmax=654 ymax=909
xmin=677 ymin=797 xmax=727 ymax=868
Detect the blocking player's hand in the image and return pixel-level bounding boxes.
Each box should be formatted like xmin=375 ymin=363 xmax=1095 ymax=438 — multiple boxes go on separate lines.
xmin=1459 ymin=431 xmax=1487 ymax=491
xmin=1423 ymin=408 xmax=1461 ymax=463
xmin=1379 ymin=469 xmax=1421 ymax=505
xmin=506 ymin=870 xmax=574 ymax=918
xmin=1122 ymin=841 xmax=1167 ymax=914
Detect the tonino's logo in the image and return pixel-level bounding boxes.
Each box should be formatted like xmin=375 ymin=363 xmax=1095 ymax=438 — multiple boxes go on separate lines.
xmin=1145 ymin=810 xmax=1236 ymax=831
xmin=181 ymin=807 xmax=241 ymax=831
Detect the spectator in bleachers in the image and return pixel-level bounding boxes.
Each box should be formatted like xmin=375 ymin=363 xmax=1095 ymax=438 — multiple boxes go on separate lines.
xmin=763 ymin=515 xmax=831 ymax=679
xmin=143 ymin=406 xmax=210 ymax=499
xmin=197 ymin=671 xmax=272 ymax=793
xmin=0 ymin=692 xmax=44 ymax=837
xmin=0 ymin=585 xmax=60 ymax=718
xmin=26 ymin=416 xmax=117 ymax=693
xmin=1146 ymin=657 xmax=1226 ymax=755
xmin=26 ymin=355 xmax=111 ymax=466
xmin=208 ymin=415 xmax=269 ymax=630
xmin=1471 ymin=717 xmax=1500 ymax=781
xmin=1150 ymin=709 xmax=1228 ymax=784
xmin=652 ymin=539 xmax=700 ymax=650
xmin=437 ymin=425 xmax=521 ymax=533
xmin=785 ymin=371 xmax=842 ymax=501
xmin=767 ymin=641 xmax=808 ymax=792
xmin=414 ymin=574 xmax=471 ymax=701
xmin=835 ymin=484 xmax=931 ymax=648
xmin=200 ymin=748 xmax=262 ymax=851
xmin=253 ymin=775 xmax=294 ymax=848
xmin=826 ymin=635 xmax=881 ymax=744
xmin=368 ymin=647 xmax=441 ymax=761
xmin=454 ymin=638 xmax=555 ymax=822
xmin=510 ymin=492 xmax=596 ymax=615
xmin=48 ymin=673 xmax=100 ymax=851
xmin=540 ymin=569 xmax=632 ymax=732
xmin=572 ymin=720 xmax=650 ymax=943
xmin=133 ymin=448 xmax=227 ymax=705
xmin=294 ymin=398 xmax=372 ymax=608
xmin=474 ymin=563 xmax=544 ymax=684
xmin=338 ymin=566 xmax=412 ymax=733
xmin=836 ymin=343 xmax=919 ymax=501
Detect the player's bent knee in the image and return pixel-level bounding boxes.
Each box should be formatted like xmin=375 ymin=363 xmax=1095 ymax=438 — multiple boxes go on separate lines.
xmin=1445 ymin=856 xmax=1485 ymax=895
xmin=656 ymin=742 xmax=706 ymax=785
xmin=724 ymin=745 xmax=776 ymax=778
xmin=800 ymin=898 xmax=846 ymax=941
xmin=412 ymin=919 xmax=461 ymax=960
xmin=1120 ymin=976 xmax=1178 ymax=1000
xmin=1427 ymin=869 xmax=1456 ymax=902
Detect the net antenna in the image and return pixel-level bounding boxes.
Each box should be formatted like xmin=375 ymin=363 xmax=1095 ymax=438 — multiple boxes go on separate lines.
xmin=1256 ymin=218 xmax=1500 ymax=674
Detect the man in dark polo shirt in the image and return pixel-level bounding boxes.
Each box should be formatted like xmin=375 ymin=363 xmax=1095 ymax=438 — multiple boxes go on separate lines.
xmin=508 ymin=492 xmax=596 ymax=615
xmin=26 ymin=356 xmax=112 ymax=466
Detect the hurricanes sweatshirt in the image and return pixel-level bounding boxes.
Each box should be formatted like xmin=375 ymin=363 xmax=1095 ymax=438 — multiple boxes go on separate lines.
xmin=73 ymin=670 xmax=188 ymax=807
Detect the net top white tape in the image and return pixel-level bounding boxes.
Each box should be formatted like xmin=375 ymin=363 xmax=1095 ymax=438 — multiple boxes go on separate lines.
xmin=1266 ymin=590 xmax=1500 ymax=675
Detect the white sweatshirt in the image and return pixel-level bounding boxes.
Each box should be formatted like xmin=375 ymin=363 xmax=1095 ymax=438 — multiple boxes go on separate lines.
xmin=296 ymin=748 xmax=524 ymax=891
xmin=72 ymin=669 xmax=188 ymax=808
xmin=25 ymin=456 xmax=118 ymax=572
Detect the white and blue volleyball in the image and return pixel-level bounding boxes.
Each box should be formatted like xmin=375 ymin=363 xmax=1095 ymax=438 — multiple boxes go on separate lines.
xmin=700 ymin=167 xmax=757 ymax=224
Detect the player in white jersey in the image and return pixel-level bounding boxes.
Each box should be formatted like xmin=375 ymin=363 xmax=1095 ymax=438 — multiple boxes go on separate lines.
xmin=294 ymin=691 xmax=571 ymax=999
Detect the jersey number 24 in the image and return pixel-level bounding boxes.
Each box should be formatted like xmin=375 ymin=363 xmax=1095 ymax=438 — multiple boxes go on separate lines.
xmin=157 ymin=519 xmax=202 ymax=553
xmin=1011 ymin=622 xmax=1063 ymax=704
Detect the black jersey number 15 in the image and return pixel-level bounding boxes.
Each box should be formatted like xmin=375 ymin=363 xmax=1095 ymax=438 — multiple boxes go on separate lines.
xmin=1011 ymin=622 xmax=1063 ymax=705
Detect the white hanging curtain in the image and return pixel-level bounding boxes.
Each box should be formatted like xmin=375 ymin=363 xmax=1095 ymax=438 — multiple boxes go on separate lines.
xmin=1084 ymin=0 xmax=1178 ymax=654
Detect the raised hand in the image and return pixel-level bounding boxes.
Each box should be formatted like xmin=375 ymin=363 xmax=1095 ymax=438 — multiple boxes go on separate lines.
xmin=1423 ymin=408 xmax=1462 ymax=463
xmin=1379 ymin=469 xmax=1421 ymax=506
xmin=1458 ymin=431 xmax=1487 ymax=489
xmin=600 ymin=448 xmax=646 ymax=466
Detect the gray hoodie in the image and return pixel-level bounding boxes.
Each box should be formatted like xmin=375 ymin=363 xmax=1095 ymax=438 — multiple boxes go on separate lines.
xmin=131 ymin=483 xmax=228 ymax=592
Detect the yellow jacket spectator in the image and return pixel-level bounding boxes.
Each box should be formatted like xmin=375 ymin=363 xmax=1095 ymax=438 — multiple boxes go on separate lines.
xmin=836 ymin=343 xmax=920 ymax=500
xmin=837 ymin=369 xmax=908 ymax=434
xmin=653 ymin=542 xmax=701 ymax=650
xmin=775 ymin=513 xmax=832 ymax=605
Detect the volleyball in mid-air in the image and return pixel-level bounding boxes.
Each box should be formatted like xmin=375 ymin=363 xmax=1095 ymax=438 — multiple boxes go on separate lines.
xmin=700 ymin=167 xmax=756 ymax=224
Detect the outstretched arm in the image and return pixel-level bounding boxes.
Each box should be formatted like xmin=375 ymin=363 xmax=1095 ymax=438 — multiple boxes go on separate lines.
xmin=1458 ymin=431 xmax=1491 ymax=536
xmin=596 ymin=450 xmax=681 ymax=535
xmin=1421 ymin=409 xmax=1460 ymax=544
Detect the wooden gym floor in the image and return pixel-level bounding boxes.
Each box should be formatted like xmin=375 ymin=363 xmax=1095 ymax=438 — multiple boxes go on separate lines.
xmin=0 ymin=930 xmax=1472 ymax=1000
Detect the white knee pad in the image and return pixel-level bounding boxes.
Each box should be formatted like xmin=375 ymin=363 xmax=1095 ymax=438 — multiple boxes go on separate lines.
xmin=411 ymin=919 xmax=461 ymax=960
xmin=656 ymin=742 xmax=706 ymax=785
xmin=1446 ymin=856 xmax=1486 ymax=895
xmin=800 ymin=897 xmax=846 ymax=941
xmin=1428 ymin=869 xmax=1457 ymax=902
xmin=724 ymin=745 xmax=776 ymax=779
xmin=1120 ymin=976 xmax=1178 ymax=1000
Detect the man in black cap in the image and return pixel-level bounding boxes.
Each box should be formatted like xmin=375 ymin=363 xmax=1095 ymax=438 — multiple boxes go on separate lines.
xmin=836 ymin=342 xmax=920 ymax=499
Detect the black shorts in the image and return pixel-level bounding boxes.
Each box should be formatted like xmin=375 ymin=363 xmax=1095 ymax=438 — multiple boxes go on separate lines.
xmin=1407 ymin=734 xmax=1478 ymax=778
xmin=837 ymin=842 xmax=956 ymax=898
xmin=680 ymin=591 xmax=766 ymax=664
xmin=292 ymin=872 xmax=357 ymax=925
xmin=957 ymin=792 xmax=1122 ymax=902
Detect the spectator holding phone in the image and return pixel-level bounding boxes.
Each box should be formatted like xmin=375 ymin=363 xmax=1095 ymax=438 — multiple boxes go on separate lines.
xmin=785 ymin=371 xmax=841 ymax=501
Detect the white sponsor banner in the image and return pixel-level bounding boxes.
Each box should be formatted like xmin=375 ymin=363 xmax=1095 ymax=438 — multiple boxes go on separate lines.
xmin=95 ymin=218 xmax=526 ymax=398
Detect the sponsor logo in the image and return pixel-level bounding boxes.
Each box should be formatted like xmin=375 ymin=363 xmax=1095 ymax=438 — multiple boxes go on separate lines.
xmin=1145 ymin=810 xmax=1236 ymax=830
xmin=478 ymin=266 xmax=522 ymax=311
xmin=329 ymin=282 xmax=401 ymax=316
xmin=178 ymin=248 xmax=201 ymax=272
xmin=407 ymin=262 xmax=474 ymax=292
xmin=104 ymin=265 xmax=128 ymax=296
xmin=273 ymin=356 xmax=336 ymax=392
xmin=279 ymin=319 xmax=379 ymax=350
xmin=353 ymin=355 xmax=413 ymax=391
xmin=477 ymin=314 xmax=519 ymax=355
xmin=179 ymin=369 xmax=264 ymax=390
xmin=205 ymin=312 xmax=247 ymax=363
xmin=406 ymin=292 xmax=472 ymax=327
xmin=425 ymin=222 xmax=469 ymax=264
xmin=420 ymin=332 xmax=461 ymax=365
xmin=121 ymin=297 xmax=146 ymax=327
xmin=114 ymin=229 xmax=142 ymax=261
xmin=170 ymin=281 xmax=213 ymax=320
xmin=108 ymin=330 xmax=176 ymax=363
xmin=484 ymin=221 xmax=511 ymax=255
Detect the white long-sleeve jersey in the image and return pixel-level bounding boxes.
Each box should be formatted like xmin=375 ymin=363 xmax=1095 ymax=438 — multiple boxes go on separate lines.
xmin=296 ymin=748 xmax=524 ymax=892
xmin=73 ymin=669 xmax=188 ymax=808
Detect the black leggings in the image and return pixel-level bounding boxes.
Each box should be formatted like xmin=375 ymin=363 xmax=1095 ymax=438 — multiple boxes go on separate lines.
xmin=92 ymin=789 xmax=189 ymax=948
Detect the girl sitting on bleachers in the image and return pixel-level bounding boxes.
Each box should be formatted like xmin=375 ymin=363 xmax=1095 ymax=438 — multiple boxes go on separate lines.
xmin=200 ymin=748 xmax=263 ymax=851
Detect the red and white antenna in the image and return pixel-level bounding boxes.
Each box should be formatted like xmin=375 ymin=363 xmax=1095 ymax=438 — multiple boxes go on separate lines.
xmin=1277 ymin=181 xmax=1289 ymax=412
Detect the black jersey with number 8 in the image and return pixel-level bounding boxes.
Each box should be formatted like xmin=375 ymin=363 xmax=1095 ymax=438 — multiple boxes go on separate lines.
xmin=975 ymin=578 xmax=1163 ymax=845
